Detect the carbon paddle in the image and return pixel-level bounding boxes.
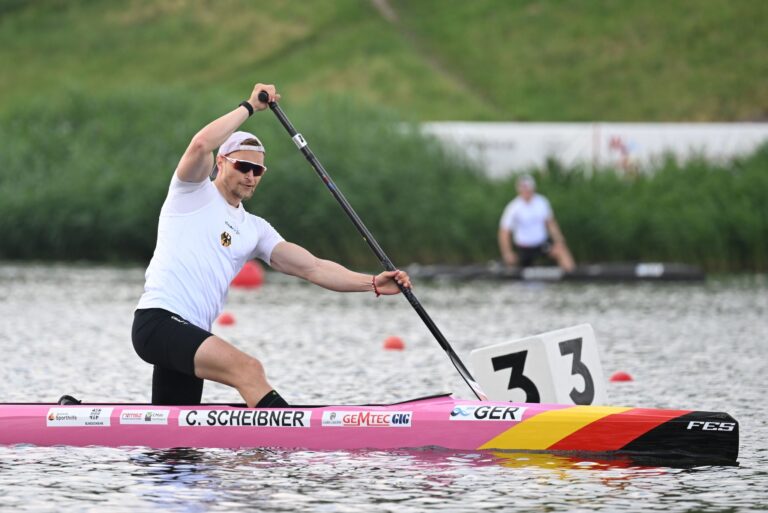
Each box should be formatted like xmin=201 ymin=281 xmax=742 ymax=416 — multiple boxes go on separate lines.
xmin=257 ymin=91 xmax=487 ymax=401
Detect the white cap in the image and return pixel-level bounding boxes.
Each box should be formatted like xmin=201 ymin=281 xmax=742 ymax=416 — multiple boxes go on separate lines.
xmin=218 ymin=131 xmax=265 ymax=156
xmin=517 ymin=174 xmax=536 ymax=189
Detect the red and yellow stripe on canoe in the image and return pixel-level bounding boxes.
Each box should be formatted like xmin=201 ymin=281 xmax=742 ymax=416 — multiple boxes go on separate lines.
xmin=479 ymin=406 xmax=689 ymax=452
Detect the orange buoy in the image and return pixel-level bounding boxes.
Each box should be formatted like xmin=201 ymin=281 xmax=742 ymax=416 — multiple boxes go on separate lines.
xmin=217 ymin=312 xmax=236 ymax=326
xmin=610 ymin=371 xmax=633 ymax=382
xmin=383 ymin=336 xmax=405 ymax=351
xmin=232 ymin=261 xmax=264 ymax=288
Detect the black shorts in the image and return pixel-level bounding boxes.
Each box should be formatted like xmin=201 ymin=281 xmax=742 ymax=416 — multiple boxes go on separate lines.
xmin=515 ymin=241 xmax=553 ymax=268
xmin=132 ymin=308 xmax=213 ymax=405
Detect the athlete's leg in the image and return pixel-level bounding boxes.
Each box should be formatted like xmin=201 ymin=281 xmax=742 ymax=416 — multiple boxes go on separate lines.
xmin=549 ymin=242 xmax=575 ymax=272
xmin=133 ymin=309 xmax=285 ymax=407
xmin=193 ymin=336 xmax=275 ymax=408
xmin=152 ymin=365 xmax=204 ymax=405
xmin=516 ymin=245 xmax=535 ymax=268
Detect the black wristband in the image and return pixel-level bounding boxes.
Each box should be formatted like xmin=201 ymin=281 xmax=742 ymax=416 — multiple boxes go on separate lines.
xmin=239 ymin=100 xmax=254 ymax=117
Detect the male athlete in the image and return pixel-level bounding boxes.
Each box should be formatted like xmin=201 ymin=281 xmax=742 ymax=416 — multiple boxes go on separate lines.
xmin=132 ymin=83 xmax=411 ymax=408
xmin=498 ymin=174 xmax=575 ymax=272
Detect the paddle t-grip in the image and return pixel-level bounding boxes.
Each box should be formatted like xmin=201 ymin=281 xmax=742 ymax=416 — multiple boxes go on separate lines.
xmin=258 ymin=90 xmax=270 ymax=104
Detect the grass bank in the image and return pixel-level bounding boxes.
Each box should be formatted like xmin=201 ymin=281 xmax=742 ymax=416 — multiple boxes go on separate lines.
xmin=1 ymin=0 xmax=765 ymax=121
xmin=1 ymin=90 xmax=766 ymax=271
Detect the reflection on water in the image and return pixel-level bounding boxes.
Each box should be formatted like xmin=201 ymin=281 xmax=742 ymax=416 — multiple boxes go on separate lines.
xmin=0 ymin=445 xmax=753 ymax=513
xmin=0 ymin=265 xmax=765 ymax=512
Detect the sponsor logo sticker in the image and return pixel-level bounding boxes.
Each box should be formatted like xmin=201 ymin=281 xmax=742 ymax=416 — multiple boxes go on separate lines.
xmin=321 ymin=411 xmax=412 ymax=427
xmin=179 ymin=409 xmax=311 ymax=428
xmin=120 ymin=409 xmax=170 ymax=425
xmin=46 ymin=407 xmax=113 ymax=427
xmin=686 ymin=421 xmax=736 ymax=432
xmin=449 ymin=405 xmax=526 ymax=422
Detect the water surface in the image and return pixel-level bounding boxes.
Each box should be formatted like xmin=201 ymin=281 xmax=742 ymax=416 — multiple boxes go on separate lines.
xmin=0 ymin=264 xmax=765 ymax=512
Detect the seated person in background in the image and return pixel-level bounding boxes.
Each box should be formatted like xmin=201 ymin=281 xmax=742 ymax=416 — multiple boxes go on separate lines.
xmin=497 ymin=174 xmax=575 ymax=272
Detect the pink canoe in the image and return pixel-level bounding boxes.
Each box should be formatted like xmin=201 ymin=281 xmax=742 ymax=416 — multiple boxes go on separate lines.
xmin=0 ymin=394 xmax=738 ymax=463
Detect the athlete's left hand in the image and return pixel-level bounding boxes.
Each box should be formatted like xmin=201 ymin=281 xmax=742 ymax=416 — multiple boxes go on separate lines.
xmin=374 ymin=270 xmax=412 ymax=295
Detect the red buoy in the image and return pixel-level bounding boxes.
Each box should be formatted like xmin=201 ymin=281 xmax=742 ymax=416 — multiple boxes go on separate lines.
xmin=232 ymin=261 xmax=264 ymax=288
xmin=217 ymin=312 xmax=236 ymax=326
xmin=610 ymin=371 xmax=633 ymax=382
xmin=383 ymin=336 xmax=405 ymax=351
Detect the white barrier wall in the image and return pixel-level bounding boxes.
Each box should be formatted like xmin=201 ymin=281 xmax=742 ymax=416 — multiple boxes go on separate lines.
xmin=422 ymin=122 xmax=768 ymax=178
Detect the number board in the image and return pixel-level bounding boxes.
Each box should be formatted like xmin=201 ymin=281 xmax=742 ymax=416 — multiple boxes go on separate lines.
xmin=469 ymin=324 xmax=607 ymax=405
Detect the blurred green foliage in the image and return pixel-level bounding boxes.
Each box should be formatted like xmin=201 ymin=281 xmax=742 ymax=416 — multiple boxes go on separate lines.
xmin=1 ymin=89 xmax=766 ymax=271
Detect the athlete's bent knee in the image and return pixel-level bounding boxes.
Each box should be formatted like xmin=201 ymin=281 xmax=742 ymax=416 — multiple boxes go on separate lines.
xmin=237 ymin=357 xmax=267 ymax=387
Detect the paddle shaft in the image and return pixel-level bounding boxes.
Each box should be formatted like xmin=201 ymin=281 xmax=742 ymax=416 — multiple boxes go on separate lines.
xmin=257 ymin=91 xmax=486 ymax=401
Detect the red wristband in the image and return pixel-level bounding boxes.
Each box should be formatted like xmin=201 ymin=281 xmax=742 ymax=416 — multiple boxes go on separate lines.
xmin=372 ymin=275 xmax=381 ymax=297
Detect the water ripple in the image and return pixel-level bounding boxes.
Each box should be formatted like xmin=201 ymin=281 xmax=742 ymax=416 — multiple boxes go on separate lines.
xmin=1 ymin=265 xmax=766 ymax=512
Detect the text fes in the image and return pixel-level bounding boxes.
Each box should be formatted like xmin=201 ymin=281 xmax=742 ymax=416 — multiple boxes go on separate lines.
xmin=686 ymin=421 xmax=736 ymax=432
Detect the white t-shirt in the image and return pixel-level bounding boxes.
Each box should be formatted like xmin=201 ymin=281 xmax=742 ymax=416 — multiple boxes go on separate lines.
xmin=136 ymin=175 xmax=284 ymax=330
xmin=499 ymin=194 xmax=553 ymax=247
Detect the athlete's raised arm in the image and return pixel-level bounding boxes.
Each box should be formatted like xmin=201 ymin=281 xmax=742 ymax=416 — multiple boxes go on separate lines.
xmin=175 ymin=83 xmax=280 ymax=183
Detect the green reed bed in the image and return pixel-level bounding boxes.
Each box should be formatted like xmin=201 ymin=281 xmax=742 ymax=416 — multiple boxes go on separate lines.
xmin=1 ymin=90 xmax=766 ymax=271
xmin=533 ymin=153 xmax=768 ymax=272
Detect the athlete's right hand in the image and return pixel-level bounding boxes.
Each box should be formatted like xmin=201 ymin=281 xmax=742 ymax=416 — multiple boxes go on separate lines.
xmin=249 ymin=83 xmax=280 ymax=111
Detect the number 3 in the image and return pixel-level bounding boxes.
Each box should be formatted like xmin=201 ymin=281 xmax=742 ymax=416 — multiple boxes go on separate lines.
xmin=491 ymin=350 xmax=541 ymax=403
xmin=558 ymin=337 xmax=595 ymax=404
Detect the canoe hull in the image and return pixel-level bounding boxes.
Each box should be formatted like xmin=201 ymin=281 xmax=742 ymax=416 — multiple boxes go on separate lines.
xmin=0 ymin=395 xmax=737 ymax=463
